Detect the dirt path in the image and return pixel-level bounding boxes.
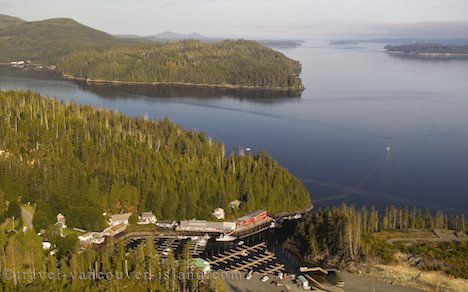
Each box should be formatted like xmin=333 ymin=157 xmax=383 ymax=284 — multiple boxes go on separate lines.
xmin=21 ymin=206 xmax=34 ymax=230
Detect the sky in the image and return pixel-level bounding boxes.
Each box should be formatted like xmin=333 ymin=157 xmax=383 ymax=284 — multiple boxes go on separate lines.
xmin=1 ymin=0 xmax=468 ymax=38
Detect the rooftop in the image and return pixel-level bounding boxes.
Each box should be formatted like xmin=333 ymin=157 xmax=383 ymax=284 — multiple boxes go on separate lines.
xmin=109 ymin=212 xmax=132 ymax=221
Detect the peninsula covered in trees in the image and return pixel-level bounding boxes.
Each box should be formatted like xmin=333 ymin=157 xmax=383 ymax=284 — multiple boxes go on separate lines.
xmin=0 ymin=90 xmax=312 ymax=231
xmin=385 ymin=43 xmax=468 ymax=56
xmin=0 ymin=15 xmax=304 ymax=91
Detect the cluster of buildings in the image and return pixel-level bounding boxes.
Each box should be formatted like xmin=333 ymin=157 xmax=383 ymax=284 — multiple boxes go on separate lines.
xmin=8 ymin=60 xmax=56 ymax=70
xmin=78 ymin=212 xmax=133 ymax=245
xmin=177 ymin=210 xmax=272 ymax=241
xmin=77 ymin=211 xmax=177 ymax=245
xmin=51 ymin=203 xmax=272 ymax=247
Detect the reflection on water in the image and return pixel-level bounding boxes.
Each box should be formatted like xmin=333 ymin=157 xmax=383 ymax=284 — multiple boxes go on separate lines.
xmin=77 ymin=82 xmax=302 ymax=101
xmin=0 ymin=65 xmax=302 ymax=102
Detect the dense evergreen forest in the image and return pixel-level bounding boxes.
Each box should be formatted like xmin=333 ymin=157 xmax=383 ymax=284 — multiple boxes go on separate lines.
xmin=57 ymin=40 xmax=304 ymax=90
xmin=0 ymin=228 xmax=224 ymax=291
xmin=0 ymin=90 xmax=312 ymax=231
xmin=293 ymin=205 xmax=467 ymax=278
xmin=0 ymin=16 xmax=304 ymax=90
xmin=385 ymin=43 xmax=468 ymax=55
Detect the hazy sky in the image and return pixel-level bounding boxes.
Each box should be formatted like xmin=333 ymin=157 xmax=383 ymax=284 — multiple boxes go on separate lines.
xmin=1 ymin=0 xmax=468 ymax=38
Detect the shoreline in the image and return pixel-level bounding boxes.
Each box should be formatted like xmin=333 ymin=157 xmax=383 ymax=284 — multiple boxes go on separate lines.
xmin=61 ymin=73 xmax=306 ymax=92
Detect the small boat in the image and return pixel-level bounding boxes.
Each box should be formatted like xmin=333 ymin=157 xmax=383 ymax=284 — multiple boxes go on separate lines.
xmin=245 ymin=148 xmax=252 ymax=151
xmin=197 ymin=235 xmax=210 ymax=246
xmin=386 ymin=146 xmax=391 ymax=151
xmin=215 ymin=233 xmax=236 ymax=242
xmin=198 ymin=239 xmax=207 ymax=246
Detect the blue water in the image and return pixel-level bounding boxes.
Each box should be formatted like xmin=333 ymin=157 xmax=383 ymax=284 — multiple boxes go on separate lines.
xmin=1 ymin=41 xmax=468 ymax=214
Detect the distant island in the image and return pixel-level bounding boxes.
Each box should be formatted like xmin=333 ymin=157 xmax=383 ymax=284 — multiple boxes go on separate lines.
xmin=0 ymin=15 xmax=304 ymax=91
xmin=385 ymin=43 xmax=468 ymax=57
xmin=329 ymin=40 xmax=359 ymax=45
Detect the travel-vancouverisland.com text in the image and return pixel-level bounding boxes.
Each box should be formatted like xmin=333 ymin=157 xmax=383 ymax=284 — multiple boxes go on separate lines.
xmin=1 ymin=269 xmax=242 ymax=282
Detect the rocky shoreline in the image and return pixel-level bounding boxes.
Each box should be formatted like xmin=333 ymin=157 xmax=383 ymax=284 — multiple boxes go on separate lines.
xmin=61 ymin=73 xmax=306 ymax=92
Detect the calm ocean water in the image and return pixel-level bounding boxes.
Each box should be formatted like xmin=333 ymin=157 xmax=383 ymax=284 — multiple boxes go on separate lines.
xmin=1 ymin=41 xmax=468 ymax=214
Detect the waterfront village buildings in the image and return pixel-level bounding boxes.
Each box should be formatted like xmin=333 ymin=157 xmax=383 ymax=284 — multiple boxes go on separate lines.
xmin=79 ymin=213 xmax=131 ymax=245
xmin=77 ymin=210 xmax=270 ymax=246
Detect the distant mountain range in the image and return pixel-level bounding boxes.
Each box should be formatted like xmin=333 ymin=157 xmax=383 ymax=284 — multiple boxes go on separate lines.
xmin=115 ymin=31 xmax=304 ymax=48
xmin=147 ymin=31 xmax=211 ymax=41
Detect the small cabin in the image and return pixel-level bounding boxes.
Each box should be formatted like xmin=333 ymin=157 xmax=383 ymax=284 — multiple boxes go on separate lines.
xmin=108 ymin=213 xmax=132 ymax=226
xmin=138 ymin=212 xmax=157 ymax=224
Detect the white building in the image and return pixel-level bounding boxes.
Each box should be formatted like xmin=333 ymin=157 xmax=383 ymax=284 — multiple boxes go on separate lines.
xmin=108 ymin=213 xmax=132 ymax=226
xmin=55 ymin=213 xmax=67 ymax=229
xmin=177 ymin=220 xmax=236 ymax=233
xmin=212 ymin=208 xmax=225 ymax=220
xmin=138 ymin=212 xmax=157 ymax=224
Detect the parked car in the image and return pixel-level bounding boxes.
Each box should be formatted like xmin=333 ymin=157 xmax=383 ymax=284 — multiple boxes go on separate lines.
xmin=245 ymin=270 xmax=253 ymax=280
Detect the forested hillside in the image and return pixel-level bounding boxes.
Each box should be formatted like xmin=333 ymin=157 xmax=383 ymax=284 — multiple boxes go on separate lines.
xmin=0 ymin=16 xmax=304 ymax=90
xmin=0 ymin=18 xmax=123 ymax=64
xmin=0 ymin=90 xmax=312 ymax=229
xmin=0 ymin=229 xmax=222 ymax=290
xmin=57 ymin=40 xmax=303 ymax=89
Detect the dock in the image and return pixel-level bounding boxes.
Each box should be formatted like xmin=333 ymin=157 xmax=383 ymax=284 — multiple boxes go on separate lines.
xmin=208 ymin=242 xmax=285 ymax=275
